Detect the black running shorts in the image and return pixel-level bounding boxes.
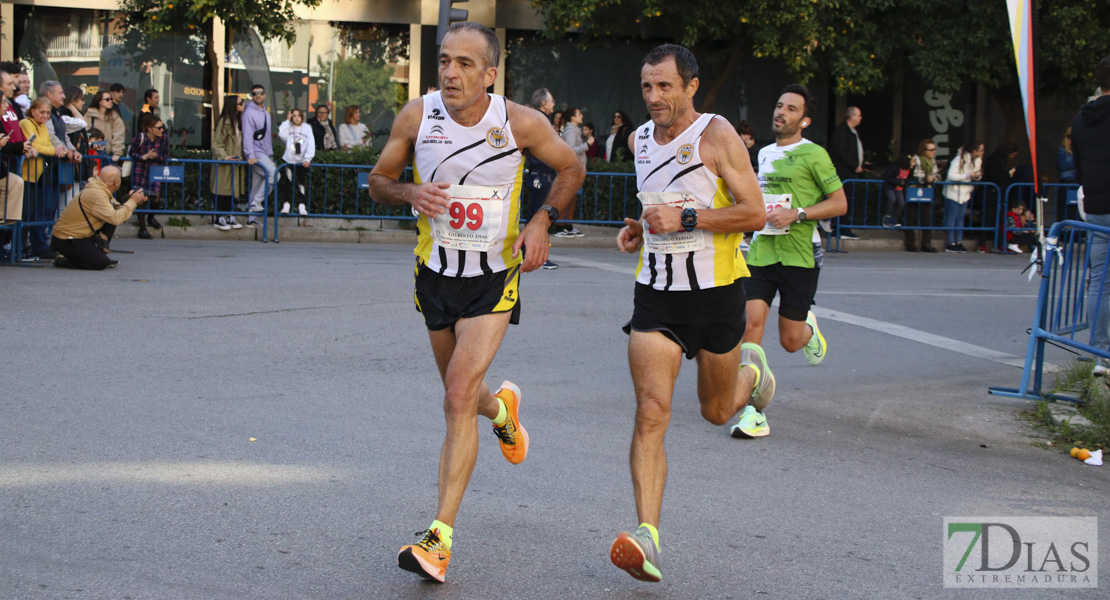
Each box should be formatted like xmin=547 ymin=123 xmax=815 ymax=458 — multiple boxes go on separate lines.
xmin=414 ymin=260 xmax=521 ymax=331
xmin=622 ymin=281 xmax=746 ymax=359
xmin=742 ymin=263 xmax=820 ymax=322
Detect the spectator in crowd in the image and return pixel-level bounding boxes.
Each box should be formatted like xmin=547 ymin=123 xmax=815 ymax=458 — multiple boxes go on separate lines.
xmin=108 ymin=83 xmax=134 ymax=139
xmin=942 ymin=140 xmax=985 ymax=252
xmin=61 ymin=86 xmax=89 ymax=158
xmin=980 ymin=141 xmax=1020 ymax=252
xmin=606 ymin=109 xmax=633 ymax=162
xmin=84 ymin=91 xmax=126 ymax=164
xmin=51 ymin=166 xmax=147 ymax=269
xmin=141 ymin=88 xmax=159 ymax=118
xmin=1074 ymin=55 xmax=1110 ymax=374
xmin=1056 ymin=127 xmax=1076 ymax=222
xmin=210 ymin=94 xmax=246 ymax=231
xmin=904 ymin=138 xmax=941 ymax=253
xmin=278 ymin=107 xmax=315 ymax=216
xmin=242 ymin=84 xmax=274 ymax=225
xmin=582 ymin=122 xmax=599 ymax=160
xmin=14 ymin=71 xmax=30 ymax=113
xmin=736 ymin=120 xmax=759 ymax=170
xmin=553 ymin=110 xmax=565 ymax=136
xmin=308 ymin=103 xmax=338 ymax=152
xmin=556 ymin=106 xmax=587 ymax=238
xmin=338 ymin=104 xmax=371 ymax=151
xmin=41 ymin=81 xmax=79 ymax=163
xmin=1004 ymin=200 xmax=1041 ymax=255
xmin=0 ymin=65 xmax=29 ymax=252
xmin=19 ymin=97 xmax=60 ymax=259
xmin=0 ymin=62 xmax=24 ymax=121
xmin=85 ymin=128 xmax=106 ymax=175
xmin=128 ymin=113 xmax=170 ymax=238
xmin=526 ymin=87 xmax=559 ymax=269
xmin=880 ymin=154 xmax=913 ymax=228
xmin=827 ymin=106 xmax=866 ymax=239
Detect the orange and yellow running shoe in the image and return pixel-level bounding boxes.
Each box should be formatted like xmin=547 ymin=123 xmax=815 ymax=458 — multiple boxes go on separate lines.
xmin=397 ymin=528 xmax=450 ymax=582
xmin=492 ymin=381 xmax=529 ymax=464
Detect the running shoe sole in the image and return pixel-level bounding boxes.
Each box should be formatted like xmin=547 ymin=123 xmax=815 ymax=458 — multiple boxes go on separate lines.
xmin=730 ymin=412 xmax=770 ymax=438
xmin=610 ymin=532 xmax=661 ymax=583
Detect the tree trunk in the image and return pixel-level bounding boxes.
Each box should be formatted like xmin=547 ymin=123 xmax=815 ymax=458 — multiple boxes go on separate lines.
xmin=697 ymin=39 xmax=744 ymax=114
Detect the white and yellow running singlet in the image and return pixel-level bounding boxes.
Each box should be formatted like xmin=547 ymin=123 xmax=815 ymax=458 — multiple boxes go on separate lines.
xmin=413 ymin=91 xmax=525 ymax=277
xmin=632 ymin=113 xmax=749 ymax=291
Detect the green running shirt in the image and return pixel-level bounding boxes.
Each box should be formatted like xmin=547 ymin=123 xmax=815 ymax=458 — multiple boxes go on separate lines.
xmin=747 ymin=139 xmax=842 ymax=269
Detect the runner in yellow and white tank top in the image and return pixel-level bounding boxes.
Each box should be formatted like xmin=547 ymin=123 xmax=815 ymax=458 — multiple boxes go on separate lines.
xmin=367 ymin=22 xmax=585 ymax=584
xmin=632 ymin=112 xmax=749 ymax=291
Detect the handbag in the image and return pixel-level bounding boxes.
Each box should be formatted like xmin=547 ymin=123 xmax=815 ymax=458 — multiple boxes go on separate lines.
xmin=76 ymin=192 xmax=107 ymax=252
xmin=120 ymin=159 xmax=132 ymax=178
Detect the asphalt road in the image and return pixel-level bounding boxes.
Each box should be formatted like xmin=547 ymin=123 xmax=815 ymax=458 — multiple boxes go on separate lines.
xmin=1 ymin=240 xmax=1107 ymax=599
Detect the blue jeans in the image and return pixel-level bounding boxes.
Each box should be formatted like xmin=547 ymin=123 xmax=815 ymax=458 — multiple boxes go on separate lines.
xmin=944 ymin=199 xmax=967 ymax=244
xmin=1086 ymin=213 xmax=1110 ymax=351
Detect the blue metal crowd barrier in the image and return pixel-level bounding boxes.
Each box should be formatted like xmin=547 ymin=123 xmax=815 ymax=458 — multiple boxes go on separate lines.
xmin=573 ymin=170 xmax=639 ymax=225
xmin=0 ymin=155 xmax=24 ymax=266
xmin=989 ymin=220 xmax=1108 ymax=404
xmin=828 ymin=179 xmax=1004 ymax=252
xmin=1000 ymin=183 xmax=1081 ymax=249
xmin=151 ymin=157 xmax=270 ymax=241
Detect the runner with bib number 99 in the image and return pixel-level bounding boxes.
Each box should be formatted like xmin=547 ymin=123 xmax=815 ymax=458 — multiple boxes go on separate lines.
xmin=367 ymin=22 xmax=584 ymax=584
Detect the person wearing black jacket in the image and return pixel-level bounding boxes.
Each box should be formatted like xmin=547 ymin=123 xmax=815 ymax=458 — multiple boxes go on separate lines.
xmin=978 ymin=142 xmax=1019 ymax=252
xmin=827 ymin=106 xmax=865 ymax=238
xmin=880 ymin=154 xmax=913 ymax=229
xmin=307 ymin=104 xmax=339 ymax=152
xmin=1076 ymin=55 xmax=1110 ymax=372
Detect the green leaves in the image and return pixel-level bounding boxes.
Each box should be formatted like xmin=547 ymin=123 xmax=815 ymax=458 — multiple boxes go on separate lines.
xmin=118 ymin=0 xmax=324 ymax=45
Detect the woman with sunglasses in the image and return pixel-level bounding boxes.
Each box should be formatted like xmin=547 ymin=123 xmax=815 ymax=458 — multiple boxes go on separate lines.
xmin=903 ymin=139 xmax=942 ymax=252
xmin=84 ymin=91 xmax=126 ymax=164
xmin=606 ymin=109 xmax=633 ymax=162
xmin=128 ymin=114 xmax=170 ymax=239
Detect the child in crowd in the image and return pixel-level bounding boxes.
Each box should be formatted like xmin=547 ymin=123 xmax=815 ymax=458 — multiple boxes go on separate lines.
xmin=1005 ymin=200 xmax=1041 ymax=256
xmin=86 ymin=128 xmax=106 ymax=177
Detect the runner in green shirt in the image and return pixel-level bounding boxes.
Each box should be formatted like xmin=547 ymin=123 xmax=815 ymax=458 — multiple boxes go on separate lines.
xmin=732 ymin=84 xmax=847 ymax=439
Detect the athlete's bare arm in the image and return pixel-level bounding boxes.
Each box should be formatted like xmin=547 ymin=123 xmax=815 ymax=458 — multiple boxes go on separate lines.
xmin=630 ymin=118 xmax=765 ymax=238
xmin=765 ymin=187 xmax=847 ymax=230
xmin=507 ymin=100 xmax=585 ymax=272
xmin=367 ymin=98 xmax=452 ymax=217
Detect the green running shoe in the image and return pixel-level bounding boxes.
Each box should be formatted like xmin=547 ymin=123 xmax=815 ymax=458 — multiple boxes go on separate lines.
xmin=804 ymin=310 xmax=826 ymax=366
xmin=731 ymin=404 xmax=770 ymax=438
xmin=740 ymin=342 xmax=775 ymax=411
xmin=610 ymin=526 xmax=661 ymax=582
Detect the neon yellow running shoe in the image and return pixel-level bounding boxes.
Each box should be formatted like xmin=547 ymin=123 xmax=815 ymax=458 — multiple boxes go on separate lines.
xmin=740 ymin=342 xmax=775 ymax=411
xmin=610 ymin=526 xmax=661 ymax=582
xmin=804 ymin=310 xmax=826 ymax=366
xmin=730 ymin=404 xmax=770 ymax=438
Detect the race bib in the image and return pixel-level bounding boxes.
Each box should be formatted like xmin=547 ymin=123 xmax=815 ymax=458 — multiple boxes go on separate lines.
xmin=637 ymin=191 xmax=706 ymax=254
xmin=758 ymin=192 xmax=793 ymax=235
xmin=429 ymin=184 xmax=507 ymax=251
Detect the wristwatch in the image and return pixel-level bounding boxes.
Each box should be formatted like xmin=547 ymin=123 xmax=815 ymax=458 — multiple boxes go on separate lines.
xmin=538 ymin=205 xmax=559 ymax=224
xmin=681 ymin=207 xmax=698 ymax=232
xmin=795 ymin=208 xmax=807 ymax=223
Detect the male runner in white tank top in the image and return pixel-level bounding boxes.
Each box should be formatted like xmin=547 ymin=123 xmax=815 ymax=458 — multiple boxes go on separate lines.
xmin=609 ymin=44 xmax=769 ymax=583
xmin=367 ymin=22 xmax=584 ymax=583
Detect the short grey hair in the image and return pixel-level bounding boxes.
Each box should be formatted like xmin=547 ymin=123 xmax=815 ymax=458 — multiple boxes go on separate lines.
xmin=846 ymin=106 xmax=861 ymax=119
xmin=445 ymin=22 xmax=500 ymax=69
xmin=531 ymin=88 xmax=552 ymax=111
xmin=38 ymin=80 xmax=61 ymax=97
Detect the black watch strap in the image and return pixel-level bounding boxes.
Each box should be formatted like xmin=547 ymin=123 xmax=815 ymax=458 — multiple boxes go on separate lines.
xmin=539 ymin=205 xmax=559 ymax=224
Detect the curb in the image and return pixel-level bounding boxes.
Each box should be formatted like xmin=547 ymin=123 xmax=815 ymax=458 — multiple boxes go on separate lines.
xmin=1047 ymin=403 xmax=1096 ymax=430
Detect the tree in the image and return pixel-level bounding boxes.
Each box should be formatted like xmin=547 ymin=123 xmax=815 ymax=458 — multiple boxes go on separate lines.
xmin=318 ymin=56 xmax=405 ymax=135
xmin=117 ymin=0 xmax=323 ymax=45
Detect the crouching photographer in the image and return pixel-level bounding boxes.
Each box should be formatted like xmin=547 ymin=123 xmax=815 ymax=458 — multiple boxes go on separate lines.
xmin=51 ymin=165 xmax=146 ymax=269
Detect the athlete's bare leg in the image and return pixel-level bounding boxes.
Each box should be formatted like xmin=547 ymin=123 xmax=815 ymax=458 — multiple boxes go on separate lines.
xmin=742 ymin=299 xmax=771 ymax=345
xmin=426 ymin=311 xmax=512 ymax=527
xmin=743 ymin=298 xmax=812 ymax=353
xmin=627 ymin=330 xmax=682 ymax=528
xmin=694 ymin=343 xmax=757 ymax=424
xmin=777 ymin=316 xmax=813 ymax=353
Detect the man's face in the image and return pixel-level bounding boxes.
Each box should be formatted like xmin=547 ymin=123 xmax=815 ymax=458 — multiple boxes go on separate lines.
xmin=110 ymin=89 xmax=123 ymax=103
xmin=251 ymin=89 xmax=265 ymax=106
xmin=847 ymin=109 xmax=862 ymax=128
xmin=570 ymin=109 xmax=582 ymax=125
xmin=641 ymin=57 xmax=696 ymax=129
xmin=772 ymin=92 xmax=808 ymax=139
xmin=47 ymin=85 xmax=64 ymax=107
xmin=541 ymin=93 xmax=554 ymax=115
xmin=438 ymin=29 xmax=496 ymax=112
xmin=741 ymin=133 xmax=754 ymax=148
xmin=17 ymin=74 xmax=29 ymax=95
xmin=0 ymin=73 xmax=15 ymax=101
xmin=149 ymin=91 xmax=160 ymax=106
xmin=315 ymin=107 xmax=329 ymax=122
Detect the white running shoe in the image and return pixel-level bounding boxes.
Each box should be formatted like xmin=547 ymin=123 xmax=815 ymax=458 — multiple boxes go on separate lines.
xmin=1007 ymin=243 xmax=1022 ymax=253
xmin=248 ymin=202 xmax=264 ymax=213
xmin=298 ymin=203 xmax=308 ymax=216
xmin=280 ymin=202 xmax=291 ymax=214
